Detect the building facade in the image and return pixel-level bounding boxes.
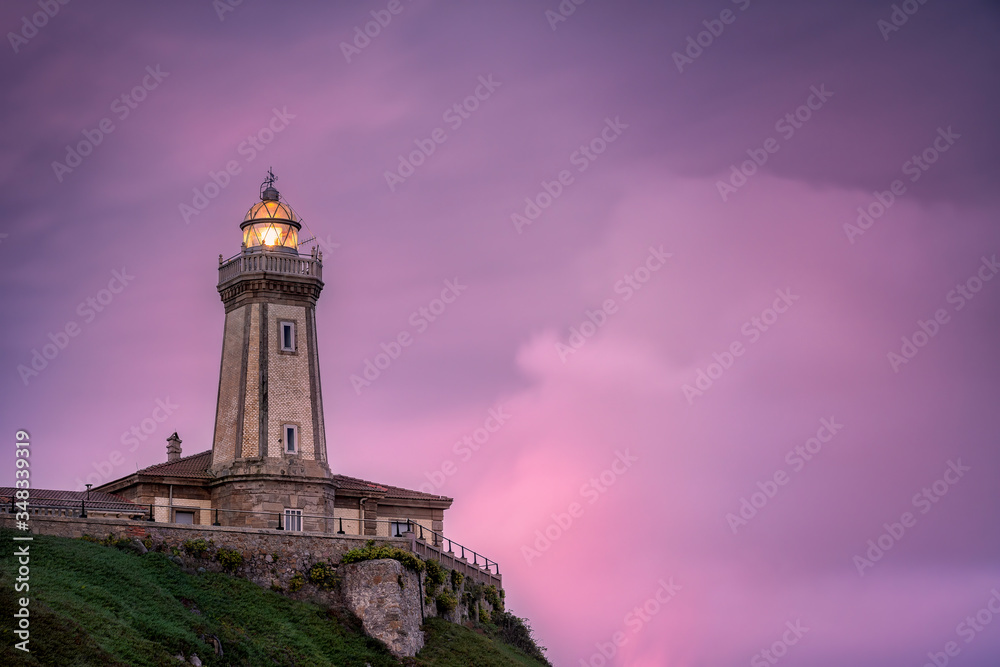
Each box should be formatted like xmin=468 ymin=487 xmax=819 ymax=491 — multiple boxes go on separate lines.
xmin=97 ymin=175 xmax=451 ymax=539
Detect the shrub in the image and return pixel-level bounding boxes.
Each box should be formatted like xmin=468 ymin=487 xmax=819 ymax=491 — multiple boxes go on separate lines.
xmin=463 ymin=580 xmax=484 ymax=604
xmin=307 ymin=561 xmax=339 ymax=590
xmin=478 ymin=605 xmax=491 ymax=624
xmin=424 ymin=559 xmax=446 ymax=595
xmin=288 ymin=573 xmax=305 ymax=592
xmin=94 ymin=534 xmax=133 ymax=550
xmin=340 ymin=542 xmax=424 ymax=573
xmin=491 ymin=610 xmax=550 ymax=666
xmin=450 ymin=569 xmax=464 ymax=591
xmin=484 ymin=584 xmax=503 ymax=611
xmin=436 ymin=589 xmax=458 ymax=615
xmin=182 ymin=539 xmax=210 ymax=557
xmin=216 ymin=548 xmax=243 ymax=572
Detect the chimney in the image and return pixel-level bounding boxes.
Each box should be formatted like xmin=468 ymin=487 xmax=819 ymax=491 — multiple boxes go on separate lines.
xmin=166 ymin=432 xmax=182 ymax=462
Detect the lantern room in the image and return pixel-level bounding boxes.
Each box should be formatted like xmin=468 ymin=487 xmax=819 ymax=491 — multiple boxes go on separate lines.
xmin=240 ymin=172 xmax=301 ymax=254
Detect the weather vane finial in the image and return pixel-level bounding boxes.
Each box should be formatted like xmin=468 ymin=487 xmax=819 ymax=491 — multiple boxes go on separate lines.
xmin=260 ymin=167 xmax=279 ymax=201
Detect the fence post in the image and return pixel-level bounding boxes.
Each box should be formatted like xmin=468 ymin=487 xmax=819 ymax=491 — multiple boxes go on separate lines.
xmin=148 ymin=504 xmax=155 ymax=521
xmin=337 ymin=517 xmax=345 ymax=534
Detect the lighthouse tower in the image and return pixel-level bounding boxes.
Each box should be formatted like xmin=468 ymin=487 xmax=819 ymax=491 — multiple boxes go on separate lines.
xmin=210 ymin=171 xmax=333 ymax=527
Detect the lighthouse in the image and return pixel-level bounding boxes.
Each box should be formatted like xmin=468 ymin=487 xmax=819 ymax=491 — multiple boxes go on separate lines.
xmin=96 ymin=172 xmax=454 ymax=539
xmin=210 ymin=170 xmax=333 ymax=528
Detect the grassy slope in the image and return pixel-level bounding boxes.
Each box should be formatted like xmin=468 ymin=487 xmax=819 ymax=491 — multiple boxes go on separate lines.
xmin=0 ymin=531 xmax=548 ymax=667
xmin=415 ymin=618 xmax=550 ymax=667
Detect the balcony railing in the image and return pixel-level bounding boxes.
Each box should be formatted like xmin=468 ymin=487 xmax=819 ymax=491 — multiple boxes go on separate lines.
xmin=219 ymin=250 xmax=322 ymax=284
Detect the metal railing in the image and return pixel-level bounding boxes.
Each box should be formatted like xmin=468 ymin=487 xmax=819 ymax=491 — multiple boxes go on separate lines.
xmin=218 ymin=250 xmax=322 ymax=284
xmin=2 ymin=497 xmax=144 ymax=519
xmin=405 ymin=520 xmax=501 ymax=583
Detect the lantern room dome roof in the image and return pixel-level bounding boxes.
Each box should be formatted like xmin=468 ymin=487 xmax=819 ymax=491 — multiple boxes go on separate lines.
xmin=243 ymin=199 xmax=300 ymax=225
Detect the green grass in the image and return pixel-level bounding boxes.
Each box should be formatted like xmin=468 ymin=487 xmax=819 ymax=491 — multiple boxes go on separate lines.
xmin=0 ymin=530 xmax=549 ymax=667
xmin=414 ymin=618 xmax=549 ymax=667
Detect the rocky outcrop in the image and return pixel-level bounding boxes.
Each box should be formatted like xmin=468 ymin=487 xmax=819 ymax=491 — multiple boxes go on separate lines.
xmin=340 ymin=559 xmax=424 ymax=658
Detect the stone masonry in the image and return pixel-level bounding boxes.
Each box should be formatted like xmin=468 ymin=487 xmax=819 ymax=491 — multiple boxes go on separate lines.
xmin=1 ymin=513 xmax=501 ymax=658
xmin=341 ymin=559 xmax=424 ymax=657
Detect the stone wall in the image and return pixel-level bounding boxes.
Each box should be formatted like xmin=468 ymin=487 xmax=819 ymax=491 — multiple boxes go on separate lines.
xmin=211 ymin=476 xmax=336 ymax=532
xmin=341 ymin=559 xmax=424 ymax=657
xmin=1 ymin=514 xmax=406 ymax=593
xmin=0 ymin=514 xmax=503 ymax=658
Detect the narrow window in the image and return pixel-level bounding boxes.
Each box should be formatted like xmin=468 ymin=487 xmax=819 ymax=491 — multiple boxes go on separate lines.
xmin=284 ymin=424 xmax=298 ymax=453
xmin=279 ymin=321 xmax=295 ymax=352
xmin=285 ymin=509 xmax=303 ymax=532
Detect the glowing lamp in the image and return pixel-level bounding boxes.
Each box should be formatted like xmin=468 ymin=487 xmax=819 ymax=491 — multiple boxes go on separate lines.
xmin=239 ymin=177 xmax=301 ymax=254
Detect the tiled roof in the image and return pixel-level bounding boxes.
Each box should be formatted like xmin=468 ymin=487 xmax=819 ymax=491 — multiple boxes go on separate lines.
xmin=382 ymin=483 xmax=452 ymax=502
xmin=96 ymin=449 xmax=449 ymax=502
xmin=0 ymin=488 xmax=139 ymax=512
xmin=331 ymin=474 xmax=387 ymax=493
xmin=332 ymin=474 xmax=452 ymax=502
xmin=137 ymin=450 xmax=213 ymax=479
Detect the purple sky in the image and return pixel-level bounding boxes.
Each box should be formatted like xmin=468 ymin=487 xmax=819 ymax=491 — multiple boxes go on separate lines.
xmin=3 ymin=1 xmax=1000 ymax=664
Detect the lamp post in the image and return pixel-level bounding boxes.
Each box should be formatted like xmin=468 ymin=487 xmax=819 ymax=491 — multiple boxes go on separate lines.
xmin=81 ymin=484 xmax=92 ymax=518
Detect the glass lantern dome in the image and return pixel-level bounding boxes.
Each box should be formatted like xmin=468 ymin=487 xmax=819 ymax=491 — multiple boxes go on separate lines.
xmin=239 ymin=176 xmax=301 ymax=254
